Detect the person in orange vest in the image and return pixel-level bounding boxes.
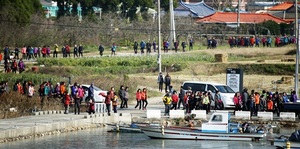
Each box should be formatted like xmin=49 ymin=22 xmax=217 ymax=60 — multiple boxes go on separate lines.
xmin=141 ymin=88 xmax=148 ymax=110
xmin=135 ymin=89 xmax=142 ymax=110
xmin=17 ymin=82 xmax=23 ymax=94
xmin=64 ymin=93 xmax=71 ymax=114
xmin=60 ymin=82 xmax=66 ymax=97
xmin=250 ymin=36 xmax=255 ymax=47
xmin=267 ymin=95 xmax=273 ymax=112
xmin=254 ymin=92 xmax=260 ymax=116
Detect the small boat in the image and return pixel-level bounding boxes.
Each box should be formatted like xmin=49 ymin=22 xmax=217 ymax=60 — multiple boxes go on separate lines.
xmin=107 ymin=123 xmax=142 ymax=133
xmin=138 ymin=111 xmax=266 ymax=141
xmin=270 ymin=130 xmax=300 ymax=149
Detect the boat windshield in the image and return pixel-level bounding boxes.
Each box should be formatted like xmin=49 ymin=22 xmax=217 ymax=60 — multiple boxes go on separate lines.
xmin=211 ymin=115 xmax=222 ymax=122
xmin=215 ymin=85 xmax=235 ymax=93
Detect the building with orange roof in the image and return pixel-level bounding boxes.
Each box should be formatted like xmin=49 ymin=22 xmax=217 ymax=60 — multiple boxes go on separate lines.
xmin=195 ymin=12 xmax=289 ymax=25
xmin=267 ymin=2 xmax=299 ymax=23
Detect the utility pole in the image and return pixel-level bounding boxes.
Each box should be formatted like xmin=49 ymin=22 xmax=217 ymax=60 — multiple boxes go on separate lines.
xmin=237 ymin=0 xmax=240 ymax=34
xmin=169 ymin=0 xmax=176 ymax=50
xmin=157 ymin=0 xmax=162 ymax=73
xmin=295 ymin=0 xmax=299 ymax=97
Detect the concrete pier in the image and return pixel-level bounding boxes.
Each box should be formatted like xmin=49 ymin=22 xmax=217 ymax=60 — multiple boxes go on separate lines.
xmin=0 ymin=101 xmax=299 ymax=143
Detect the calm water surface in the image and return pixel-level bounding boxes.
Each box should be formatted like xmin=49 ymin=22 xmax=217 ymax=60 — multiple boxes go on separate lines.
xmin=0 ymin=127 xmax=296 ymax=149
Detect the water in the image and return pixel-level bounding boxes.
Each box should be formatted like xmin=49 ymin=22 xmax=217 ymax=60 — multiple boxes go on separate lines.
xmin=0 ymin=127 xmax=287 ymax=149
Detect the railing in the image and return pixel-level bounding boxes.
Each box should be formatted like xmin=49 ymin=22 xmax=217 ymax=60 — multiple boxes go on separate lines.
xmin=94 ymin=103 xmax=106 ymax=113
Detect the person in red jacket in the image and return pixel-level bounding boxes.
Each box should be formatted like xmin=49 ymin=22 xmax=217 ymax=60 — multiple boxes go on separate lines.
xmin=65 ymin=44 xmax=71 ymax=57
xmin=100 ymin=87 xmax=115 ymax=116
xmin=64 ymin=93 xmax=71 ymax=114
xmin=141 ymin=88 xmax=148 ymax=110
xmin=41 ymin=46 xmax=47 ymax=58
xmin=171 ymin=90 xmax=179 ymax=110
xmin=88 ymin=99 xmax=95 ymax=115
xmin=135 ymin=89 xmax=142 ymax=110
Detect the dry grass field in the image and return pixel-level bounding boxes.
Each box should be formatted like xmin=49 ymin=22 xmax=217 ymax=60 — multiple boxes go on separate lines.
xmin=128 ymin=45 xmax=297 ymax=93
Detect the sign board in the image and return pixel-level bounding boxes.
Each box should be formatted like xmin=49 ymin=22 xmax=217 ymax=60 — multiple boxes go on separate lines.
xmin=280 ymin=112 xmax=295 ymax=121
xmin=257 ymin=112 xmax=273 ymax=121
xmin=170 ymin=110 xmax=185 ymax=118
xmin=147 ymin=110 xmax=161 ymax=119
xmin=235 ymin=111 xmax=251 ymax=120
xmin=191 ymin=110 xmax=207 ymax=120
xmin=226 ymin=68 xmax=243 ymax=93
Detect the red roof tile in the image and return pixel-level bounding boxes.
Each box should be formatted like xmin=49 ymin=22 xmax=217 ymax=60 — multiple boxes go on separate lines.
xmin=195 ymin=12 xmax=289 ymax=24
xmin=268 ymin=2 xmax=294 ymax=11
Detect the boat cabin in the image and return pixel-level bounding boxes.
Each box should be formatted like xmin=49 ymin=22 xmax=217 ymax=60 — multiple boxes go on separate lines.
xmin=202 ymin=111 xmax=238 ymax=133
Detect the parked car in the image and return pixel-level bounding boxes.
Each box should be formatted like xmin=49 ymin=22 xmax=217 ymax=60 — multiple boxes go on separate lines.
xmin=80 ymin=84 xmax=107 ymax=103
xmin=181 ymin=81 xmax=235 ymax=109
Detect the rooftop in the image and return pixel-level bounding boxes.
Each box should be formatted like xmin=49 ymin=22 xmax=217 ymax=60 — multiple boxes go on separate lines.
xmin=174 ymin=1 xmax=216 ymax=18
xmin=268 ymin=2 xmax=296 ymax=11
xmin=196 ymin=12 xmax=289 ymax=24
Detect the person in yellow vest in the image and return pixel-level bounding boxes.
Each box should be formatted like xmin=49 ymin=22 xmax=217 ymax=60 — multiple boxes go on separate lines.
xmin=202 ymin=91 xmax=210 ymax=114
xmin=53 ymin=44 xmax=58 ymax=58
xmin=163 ymin=90 xmax=172 ymax=116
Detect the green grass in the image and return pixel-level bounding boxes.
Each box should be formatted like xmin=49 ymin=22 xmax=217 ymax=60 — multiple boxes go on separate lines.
xmin=37 ymin=53 xmax=214 ymax=66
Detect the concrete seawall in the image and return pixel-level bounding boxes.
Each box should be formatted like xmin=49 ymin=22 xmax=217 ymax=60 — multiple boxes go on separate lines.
xmin=1 ymin=105 xmax=300 ymax=143
xmin=0 ymin=111 xmax=134 ymax=143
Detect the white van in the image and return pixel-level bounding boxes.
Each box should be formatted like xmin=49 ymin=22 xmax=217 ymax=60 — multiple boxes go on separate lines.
xmin=181 ymin=81 xmax=235 ymax=109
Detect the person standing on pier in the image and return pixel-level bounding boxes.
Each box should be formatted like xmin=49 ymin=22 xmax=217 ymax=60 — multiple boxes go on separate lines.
xmin=164 ymin=73 xmax=171 ymax=92
xmin=141 ymin=88 xmax=148 ymax=110
xmin=100 ymin=87 xmax=115 ymax=116
xmin=118 ymin=85 xmax=125 ymax=108
xmin=123 ymin=87 xmax=129 ymax=108
xmin=135 ymin=89 xmax=142 ymax=110
xmin=157 ymin=72 xmax=164 ymax=92
xmin=171 ymin=90 xmax=178 ymax=110
xmin=178 ymin=86 xmax=186 ymax=110
xmin=64 ymin=93 xmax=71 ymax=114
xmin=163 ymin=91 xmax=172 ymax=116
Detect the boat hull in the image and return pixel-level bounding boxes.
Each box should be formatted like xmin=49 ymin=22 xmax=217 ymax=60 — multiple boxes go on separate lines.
xmin=108 ymin=127 xmax=142 ymax=133
xmin=270 ymin=140 xmax=300 ymax=148
xmin=139 ymin=126 xmax=266 ymax=141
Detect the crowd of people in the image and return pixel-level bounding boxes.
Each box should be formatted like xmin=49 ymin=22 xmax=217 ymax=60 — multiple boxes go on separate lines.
xmin=100 ymin=85 xmax=130 ymax=116
xmin=132 ymin=39 xmax=194 ymax=54
xmin=0 ymin=35 xmax=296 ymax=65
xmin=0 ymin=79 xmax=135 ymax=116
xmin=162 ymin=86 xmax=222 ymax=116
xmin=233 ymin=88 xmax=296 ymax=116
xmin=160 ymin=82 xmax=297 ymax=117
xmin=1 ymin=76 xmax=298 ymax=118
xmin=227 ymin=35 xmax=296 ymax=48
